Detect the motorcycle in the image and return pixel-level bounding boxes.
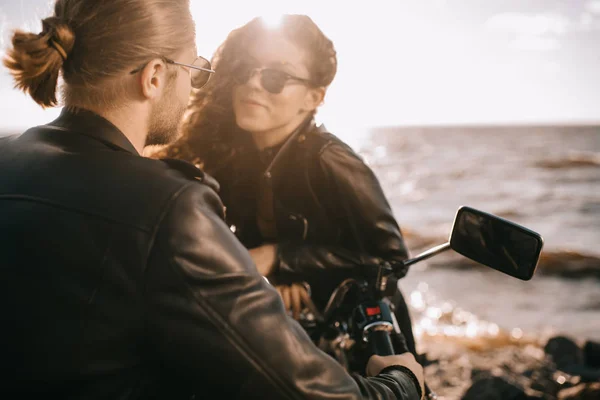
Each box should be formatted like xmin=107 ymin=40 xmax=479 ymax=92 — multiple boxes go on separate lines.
xmin=297 ymin=206 xmax=544 ymax=399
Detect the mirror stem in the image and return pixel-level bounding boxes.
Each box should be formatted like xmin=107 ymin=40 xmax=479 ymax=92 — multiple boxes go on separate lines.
xmin=402 ymin=242 xmax=451 ymax=268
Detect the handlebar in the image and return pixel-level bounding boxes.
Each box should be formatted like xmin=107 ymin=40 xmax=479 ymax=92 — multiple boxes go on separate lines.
xmin=367 ymin=328 xmax=396 ymax=356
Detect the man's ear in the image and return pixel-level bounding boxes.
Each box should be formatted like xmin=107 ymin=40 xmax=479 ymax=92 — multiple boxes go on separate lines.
xmin=303 ymin=86 xmax=326 ymax=112
xmin=138 ymin=59 xmax=168 ymax=100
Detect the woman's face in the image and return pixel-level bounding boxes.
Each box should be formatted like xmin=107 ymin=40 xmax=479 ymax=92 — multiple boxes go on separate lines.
xmin=232 ymin=34 xmax=323 ymax=143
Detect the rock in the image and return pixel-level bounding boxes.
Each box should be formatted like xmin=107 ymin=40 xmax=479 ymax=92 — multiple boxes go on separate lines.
xmin=461 ymin=376 xmax=528 ymax=400
xmin=542 ymin=336 xmax=600 ymax=382
xmin=418 ymin=334 xmax=599 ymax=399
xmin=528 ymin=369 xmax=562 ymax=396
xmin=536 ymin=251 xmax=600 ymax=279
xmin=470 ymin=368 xmax=489 ymax=380
xmin=544 ymin=336 xmax=584 ymax=369
xmin=583 ymin=341 xmax=600 ymax=368
xmin=558 ymin=383 xmax=600 ymax=400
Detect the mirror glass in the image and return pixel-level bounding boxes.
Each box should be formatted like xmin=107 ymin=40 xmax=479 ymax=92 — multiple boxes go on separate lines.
xmin=450 ymin=206 xmax=544 ymax=280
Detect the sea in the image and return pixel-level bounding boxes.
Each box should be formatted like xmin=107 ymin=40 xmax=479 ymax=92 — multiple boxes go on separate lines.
xmin=353 ymin=124 xmax=600 ymax=343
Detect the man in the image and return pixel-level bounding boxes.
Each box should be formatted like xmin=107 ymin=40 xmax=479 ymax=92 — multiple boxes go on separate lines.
xmin=0 ymin=1 xmax=424 ymax=398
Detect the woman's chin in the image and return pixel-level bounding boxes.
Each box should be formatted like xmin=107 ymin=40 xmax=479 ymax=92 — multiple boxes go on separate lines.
xmin=236 ymin=117 xmax=269 ymax=134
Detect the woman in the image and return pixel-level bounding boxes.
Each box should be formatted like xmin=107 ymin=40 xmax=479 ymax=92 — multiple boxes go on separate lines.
xmin=152 ymin=14 xmax=418 ymax=355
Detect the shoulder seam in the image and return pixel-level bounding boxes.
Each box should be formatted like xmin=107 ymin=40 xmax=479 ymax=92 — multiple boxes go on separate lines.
xmin=144 ymin=181 xmax=197 ymax=269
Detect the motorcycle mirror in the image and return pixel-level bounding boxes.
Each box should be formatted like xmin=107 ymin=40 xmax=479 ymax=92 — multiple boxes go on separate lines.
xmin=449 ymin=206 xmax=544 ymax=281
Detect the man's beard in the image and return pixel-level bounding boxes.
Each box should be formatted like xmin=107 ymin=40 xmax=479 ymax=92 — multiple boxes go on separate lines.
xmin=145 ymin=85 xmax=187 ymax=147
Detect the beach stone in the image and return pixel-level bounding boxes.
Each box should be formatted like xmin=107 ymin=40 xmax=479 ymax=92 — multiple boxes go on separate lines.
xmin=461 ymin=376 xmax=529 ymax=400
xmin=543 ymin=337 xmax=600 ymax=382
xmin=544 ymin=336 xmax=584 ymax=369
xmin=470 ymin=368 xmax=489 ymax=380
xmin=583 ymin=341 xmax=600 ymax=368
xmin=419 ymin=333 xmax=597 ymax=399
xmin=557 ymin=383 xmax=600 ymax=400
xmin=528 ymin=370 xmax=562 ymax=396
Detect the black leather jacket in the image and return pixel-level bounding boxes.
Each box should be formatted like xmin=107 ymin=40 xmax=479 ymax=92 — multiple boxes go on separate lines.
xmin=0 ymin=109 xmax=421 ymax=399
xmin=205 ymin=119 xmax=410 ymax=310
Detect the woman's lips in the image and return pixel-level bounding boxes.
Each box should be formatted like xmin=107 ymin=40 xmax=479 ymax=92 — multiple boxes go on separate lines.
xmin=241 ymin=98 xmax=267 ymax=108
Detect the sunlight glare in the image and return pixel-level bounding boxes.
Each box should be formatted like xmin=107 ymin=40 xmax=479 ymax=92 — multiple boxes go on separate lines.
xmin=260 ymin=12 xmax=284 ymax=30
xmin=511 ymin=327 xmax=524 ymax=340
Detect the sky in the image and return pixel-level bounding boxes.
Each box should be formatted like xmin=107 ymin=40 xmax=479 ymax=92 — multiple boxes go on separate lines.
xmin=0 ymin=0 xmax=599 ymax=136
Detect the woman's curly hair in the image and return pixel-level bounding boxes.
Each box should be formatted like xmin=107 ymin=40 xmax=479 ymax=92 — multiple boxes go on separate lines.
xmin=151 ymin=14 xmax=337 ymax=173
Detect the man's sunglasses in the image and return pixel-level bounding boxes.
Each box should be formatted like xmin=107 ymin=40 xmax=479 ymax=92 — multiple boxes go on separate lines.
xmin=130 ymin=55 xmax=215 ymax=89
xmin=233 ymin=62 xmax=312 ymax=94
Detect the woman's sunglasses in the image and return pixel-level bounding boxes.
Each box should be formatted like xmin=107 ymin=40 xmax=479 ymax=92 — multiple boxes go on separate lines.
xmin=233 ymin=62 xmax=312 ymax=94
xmin=130 ymin=55 xmax=215 ymax=89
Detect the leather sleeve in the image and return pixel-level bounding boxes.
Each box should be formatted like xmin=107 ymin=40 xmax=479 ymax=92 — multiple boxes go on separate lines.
xmin=277 ymin=142 xmax=410 ymax=282
xmin=143 ymin=183 xmax=421 ymax=399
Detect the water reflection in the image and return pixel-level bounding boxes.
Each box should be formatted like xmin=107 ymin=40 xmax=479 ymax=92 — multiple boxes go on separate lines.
xmin=408 ymin=281 xmax=539 ymax=349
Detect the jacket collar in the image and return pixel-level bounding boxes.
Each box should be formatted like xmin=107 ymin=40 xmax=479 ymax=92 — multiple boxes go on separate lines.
xmin=262 ymin=116 xmax=316 ymax=176
xmin=47 ymin=107 xmax=140 ymax=155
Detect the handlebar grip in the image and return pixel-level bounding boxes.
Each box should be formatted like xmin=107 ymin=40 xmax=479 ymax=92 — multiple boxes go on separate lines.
xmin=391 ymin=330 xmax=410 ymax=354
xmin=369 ymin=330 xmax=437 ymax=398
xmin=367 ymin=329 xmax=395 ymax=356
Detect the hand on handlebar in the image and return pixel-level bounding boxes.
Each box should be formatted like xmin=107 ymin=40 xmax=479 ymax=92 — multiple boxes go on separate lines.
xmin=275 ymin=283 xmax=312 ymax=320
xmin=366 ymin=353 xmax=425 ymax=398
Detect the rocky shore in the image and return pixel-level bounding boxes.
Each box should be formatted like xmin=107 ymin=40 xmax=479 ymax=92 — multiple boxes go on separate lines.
xmin=418 ymin=333 xmax=600 ymax=399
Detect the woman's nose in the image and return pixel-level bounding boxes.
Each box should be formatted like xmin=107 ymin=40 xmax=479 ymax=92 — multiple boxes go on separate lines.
xmin=246 ymin=68 xmax=263 ymax=89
